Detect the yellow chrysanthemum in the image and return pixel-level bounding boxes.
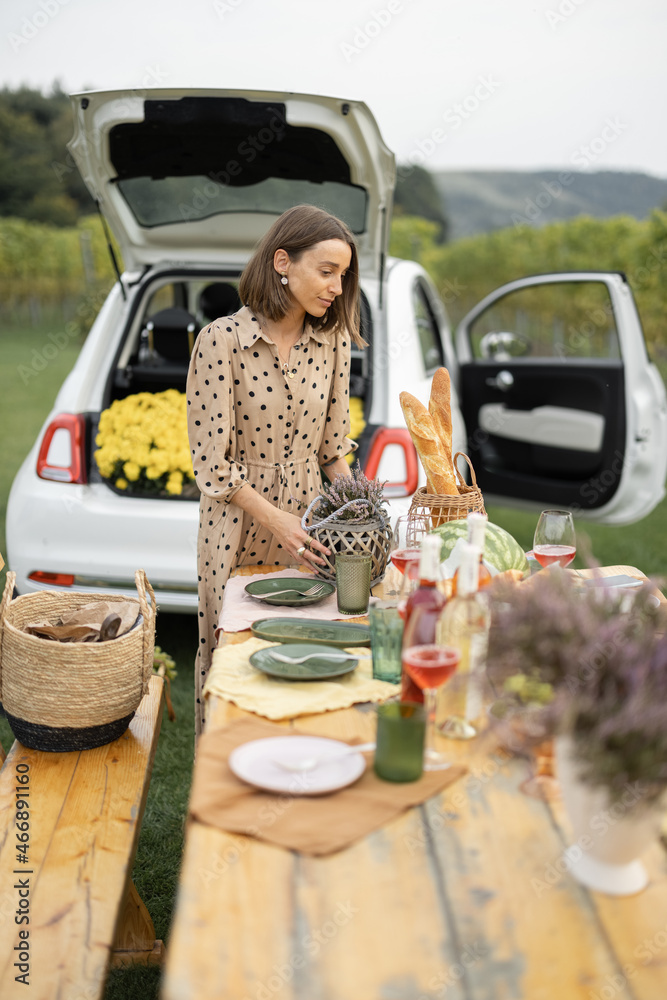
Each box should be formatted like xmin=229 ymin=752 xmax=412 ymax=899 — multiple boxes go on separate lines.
xmin=166 ymin=471 xmax=183 ymax=495
xmin=346 ymin=396 xmax=366 ymax=464
xmin=95 ymin=389 xmax=195 ymax=495
xmin=123 ymin=461 xmax=141 ymax=481
xmin=115 ymin=477 xmax=128 ymax=490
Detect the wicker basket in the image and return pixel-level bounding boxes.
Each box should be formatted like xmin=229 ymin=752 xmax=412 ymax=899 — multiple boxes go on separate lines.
xmin=409 ymin=452 xmax=486 ymax=528
xmin=308 ymin=514 xmax=393 ymax=586
xmin=0 ymin=569 xmax=156 ymax=752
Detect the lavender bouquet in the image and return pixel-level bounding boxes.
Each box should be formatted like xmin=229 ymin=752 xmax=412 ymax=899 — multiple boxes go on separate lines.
xmin=487 ymin=568 xmax=667 ymax=803
xmin=313 ymin=465 xmax=388 ymax=524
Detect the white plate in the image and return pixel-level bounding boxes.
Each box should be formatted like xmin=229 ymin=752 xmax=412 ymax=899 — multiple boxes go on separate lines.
xmin=228 ymin=736 xmax=367 ymax=796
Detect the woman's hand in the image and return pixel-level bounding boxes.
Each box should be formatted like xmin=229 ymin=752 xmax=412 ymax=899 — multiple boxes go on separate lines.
xmin=233 ymin=484 xmax=331 ymax=566
xmin=268 ymin=509 xmax=331 ymax=567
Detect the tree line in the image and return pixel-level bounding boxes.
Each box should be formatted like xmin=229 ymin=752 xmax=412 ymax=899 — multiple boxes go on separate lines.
xmin=0 ymin=84 xmax=447 ymax=234
xmin=0 ymin=84 xmax=94 ymax=226
xmin=1 ymin=84 xmax=664 ymax=369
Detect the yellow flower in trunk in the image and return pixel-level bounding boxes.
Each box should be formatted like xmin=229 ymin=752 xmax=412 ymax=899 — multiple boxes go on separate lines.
xmin=166 ymin=471 xmax=184 ymax=495
xmin=123 ymin=461 xmax=141 ymax=482
xmin=346 ymin=396 xmax=366 ymax=465
xmin=95 ymin=390 xmax=194 ymax=496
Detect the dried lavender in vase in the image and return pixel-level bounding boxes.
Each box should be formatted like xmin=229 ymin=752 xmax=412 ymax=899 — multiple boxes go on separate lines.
xmin=487 ymin=567 xmax=667 ymax=804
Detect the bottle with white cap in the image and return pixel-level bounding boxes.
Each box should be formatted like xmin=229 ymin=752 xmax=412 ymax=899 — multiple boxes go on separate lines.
xmin=451 ymin=512 xmax=492 ymax=595
xmin=436 ymin=540 xmax=490 ymax=739
xmin=400 ymin=534 xmax=447 ymax=705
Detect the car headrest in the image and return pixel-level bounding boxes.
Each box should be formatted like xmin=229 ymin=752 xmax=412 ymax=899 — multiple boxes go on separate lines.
xmin=145 ymin=307 xmax=198 ymax=361
xmin=198 ymin=282 xmax=242 ymax=322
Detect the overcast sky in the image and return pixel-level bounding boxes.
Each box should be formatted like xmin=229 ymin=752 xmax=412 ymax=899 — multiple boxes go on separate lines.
xmin=2 ymin=0 xmax=665 ymax=178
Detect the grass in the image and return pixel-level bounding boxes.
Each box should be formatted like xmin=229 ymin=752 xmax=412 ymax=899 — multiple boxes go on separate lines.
xmin=0 ymin=318 xmax=82 ymax=596
xmin=486 ymin=502 xmax=667 ymax=579
xmin=1 ymin=316 xmax=667 ymax=997
xmin=0 ymin=318 xmax=195 ymax=999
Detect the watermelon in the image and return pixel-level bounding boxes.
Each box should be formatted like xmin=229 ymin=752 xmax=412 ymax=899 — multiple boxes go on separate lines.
xmin=430 ymin=519 xmax=529 ymax=575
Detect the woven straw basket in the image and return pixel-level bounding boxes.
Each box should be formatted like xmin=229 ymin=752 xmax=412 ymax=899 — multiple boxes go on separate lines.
xmin=0 ymin=569 xmax=156 ymax=752
xmin=409 ymin=452 xmax=486 ymax=528
xmin=308 ymin=514 xmax=393 ymax=586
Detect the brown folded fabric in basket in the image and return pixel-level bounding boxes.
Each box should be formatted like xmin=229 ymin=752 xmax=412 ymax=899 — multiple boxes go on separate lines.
xmin=22 ymin=600 xmax=140 ymax=642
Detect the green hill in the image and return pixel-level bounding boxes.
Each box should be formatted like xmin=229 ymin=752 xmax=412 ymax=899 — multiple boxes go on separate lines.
xmin=432 ymin=170 xmax=667 ymax=240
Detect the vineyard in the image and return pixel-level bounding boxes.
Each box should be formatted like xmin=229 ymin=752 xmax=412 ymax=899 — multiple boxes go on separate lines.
xmin=1 ymin=211 xmax=666 ymax=368
xmin=0 ymin=215 xmax=117 ymax=332
xmin=391 ymin=210 xmax=667 ymax=365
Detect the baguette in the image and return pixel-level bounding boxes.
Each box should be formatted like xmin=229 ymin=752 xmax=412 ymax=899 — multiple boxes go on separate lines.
xmin=400 ymin=391 xmax=459 ymax=495
xmin=428 ymin=367 xmax=459 ymax=492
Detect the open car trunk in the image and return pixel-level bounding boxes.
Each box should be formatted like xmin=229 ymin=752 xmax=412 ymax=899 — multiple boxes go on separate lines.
xmin=67 ymin=88 xmax=396 ymax=280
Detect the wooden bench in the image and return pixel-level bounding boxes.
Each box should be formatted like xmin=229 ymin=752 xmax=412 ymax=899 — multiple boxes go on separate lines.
xmin=0 ymin=674 xmax=165 ymax=999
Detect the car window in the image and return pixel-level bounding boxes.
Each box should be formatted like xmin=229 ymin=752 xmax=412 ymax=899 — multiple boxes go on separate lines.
xmin=117 ymin=176 xmax=368 ymax=234
xmin=467 ymin=280 xmax=621 ymax=362
xmin=413 ymin=281 xmax=444 ymax=374
xmin=144 ymin=283 xmax=177 ymax=315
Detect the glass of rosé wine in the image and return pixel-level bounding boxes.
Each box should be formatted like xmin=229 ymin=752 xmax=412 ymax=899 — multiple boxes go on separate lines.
xmin=391 ymin=515 xmax=429 ymax=618
xmin=533 ymin=510 xmax=576 ymax=569
xmin=390 ymin=515 xmax=429 ymax=576
xmin=402 ymin=644 xmax=460 ymax=770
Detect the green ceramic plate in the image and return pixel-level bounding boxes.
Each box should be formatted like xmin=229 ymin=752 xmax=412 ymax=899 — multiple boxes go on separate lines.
xmin=250 ymin=617 xmax=371 ymax=647
xmin=244 ymin=577 xmax=335 ymax=607
xmin=249 ymin=643 xmax=359 ymax=681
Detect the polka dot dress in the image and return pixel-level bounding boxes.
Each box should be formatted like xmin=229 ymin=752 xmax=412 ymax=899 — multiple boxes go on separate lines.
xmin=186 ymin=306 xmax=356 ymax=733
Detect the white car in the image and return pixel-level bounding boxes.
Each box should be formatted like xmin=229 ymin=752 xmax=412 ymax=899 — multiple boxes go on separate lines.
xmin=7 ymin=88 xmax=667 ymax=612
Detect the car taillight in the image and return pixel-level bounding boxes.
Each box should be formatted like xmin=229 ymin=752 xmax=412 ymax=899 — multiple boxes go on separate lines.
xmin=28 ymin=571 xmax=75 ymax=587
xmin=363 ymin=428 xmax=418 ymax=497
xmin=36 ymin=414 xmax=87 ymax=484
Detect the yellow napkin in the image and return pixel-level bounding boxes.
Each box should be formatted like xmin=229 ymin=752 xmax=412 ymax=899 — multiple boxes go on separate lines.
xmin=203 ymin=637 xmax=399 ymax=720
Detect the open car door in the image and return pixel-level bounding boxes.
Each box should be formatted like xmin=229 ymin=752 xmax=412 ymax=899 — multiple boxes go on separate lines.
xmin=455 ymin=272 xmax=667 ymax=525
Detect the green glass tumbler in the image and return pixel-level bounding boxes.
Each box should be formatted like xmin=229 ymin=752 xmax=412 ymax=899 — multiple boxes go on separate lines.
xmin=335 ymin=553 xmax=372 ymax=615
xmin=374 ymin=701 xmax=426 ymax=782
xmin=368 ymin=602 xmax=404 ymax=683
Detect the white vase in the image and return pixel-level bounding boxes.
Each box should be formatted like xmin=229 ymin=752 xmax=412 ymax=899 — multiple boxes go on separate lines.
xmin=555 ymin=735 xmax=665 ymax=896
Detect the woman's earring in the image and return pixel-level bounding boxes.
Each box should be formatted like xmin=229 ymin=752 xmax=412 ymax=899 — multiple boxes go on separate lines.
xmin=280 ymin=274 xmax=288 ymax=285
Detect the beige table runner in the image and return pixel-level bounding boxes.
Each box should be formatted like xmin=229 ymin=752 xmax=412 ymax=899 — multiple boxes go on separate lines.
xmin=190 ymin=716 xmax=467 ymax=855
xmin=204 ymin=636 xmax=399 ymax=720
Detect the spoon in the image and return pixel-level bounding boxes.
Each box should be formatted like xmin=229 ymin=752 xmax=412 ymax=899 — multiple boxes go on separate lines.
xmin=273 ymin=742 xmax=376 ymax=773
xmin=269 ymin=650 xmax=354 ymax=664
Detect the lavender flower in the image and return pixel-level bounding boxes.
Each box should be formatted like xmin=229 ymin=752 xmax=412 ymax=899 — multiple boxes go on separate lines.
xmin=315 ymin=465 xmax=388 ymax=523
xmin=487 ymin=568 xmax=666 ymax=802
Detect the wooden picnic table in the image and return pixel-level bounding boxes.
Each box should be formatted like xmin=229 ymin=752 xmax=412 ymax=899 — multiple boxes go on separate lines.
xmin=0 ymin=675 xmax=165 ymax=1000
xmin=162 ymin=565 xmax=667 ymax=1000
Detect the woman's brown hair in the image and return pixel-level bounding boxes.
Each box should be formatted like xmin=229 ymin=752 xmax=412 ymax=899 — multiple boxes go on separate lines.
xmin=238 ymin=204 xmax=365 ymax=347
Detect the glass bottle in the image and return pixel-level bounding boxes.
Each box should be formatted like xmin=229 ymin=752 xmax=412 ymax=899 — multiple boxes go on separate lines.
xmin=436 ymin=541 xmax=490 ymax=739
xmin=451 ymin=512 xmax=492 ymax=596
xmin=400 ymin=534 xmax=447 ymax=704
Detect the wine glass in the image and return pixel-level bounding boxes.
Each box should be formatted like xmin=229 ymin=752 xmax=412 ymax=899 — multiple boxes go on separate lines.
xmin=390 ymin=515 xmax=429 ymax=613
xmin=533 ymin=510 xmax=576 ymax=569
xmin=489 ymin=697 xmax=558 ymax=800
xmin=391 ymin=515 xmax=429 ymax=575
xmin=402 ymin=644 xmax=460 ymax=770
xmin=520 ymin=740 xmax=559 ymax=801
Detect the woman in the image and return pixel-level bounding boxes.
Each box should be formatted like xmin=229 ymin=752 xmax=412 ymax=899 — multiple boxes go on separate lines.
xmin=187 ymin=204 xmax=364 ymax=732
